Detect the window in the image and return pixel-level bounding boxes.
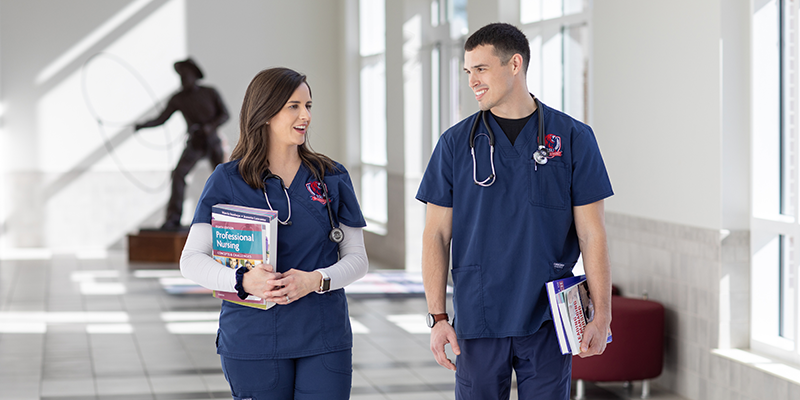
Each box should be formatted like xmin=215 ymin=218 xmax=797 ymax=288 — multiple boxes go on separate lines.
xmin=359 ymin=0 xmax=388 ymax=233
xmin=751 ymin=0 xmax=800 ymax=365
xmin=520 ymin=0 xmax=590 ymax=121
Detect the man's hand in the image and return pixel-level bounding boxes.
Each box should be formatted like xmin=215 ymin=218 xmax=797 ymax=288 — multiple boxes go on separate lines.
xmin=577 ymin=319 xmax=611 ymax=358
xmin=430 ymin=321 xmax=460 ymax=370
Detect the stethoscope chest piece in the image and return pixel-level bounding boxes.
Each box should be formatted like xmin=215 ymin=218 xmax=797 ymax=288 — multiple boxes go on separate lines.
xmin=329 ymin=227 xmax=344 ymax=243
xmin=533 ymin=146 xmax=549 ymax=165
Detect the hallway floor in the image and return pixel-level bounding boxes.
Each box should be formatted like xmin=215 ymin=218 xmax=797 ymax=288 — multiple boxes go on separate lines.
xmin=0 ymin=251 xmax=687 ymax=400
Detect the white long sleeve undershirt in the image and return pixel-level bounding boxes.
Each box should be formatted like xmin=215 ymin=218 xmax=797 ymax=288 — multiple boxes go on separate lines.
xmin=180 ymin=223 xmax=368 ymax=293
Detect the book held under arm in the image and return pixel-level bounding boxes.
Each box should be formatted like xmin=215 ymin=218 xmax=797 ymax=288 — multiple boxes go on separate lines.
xmin=211 ymin=204 xmax=278 ymax=310
xmin=546 ymin=274 xmax=612 ymax=355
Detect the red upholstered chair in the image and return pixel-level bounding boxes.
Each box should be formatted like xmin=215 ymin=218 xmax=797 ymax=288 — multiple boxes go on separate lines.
xmin=571 ymin=295 xmax=665 ymax=399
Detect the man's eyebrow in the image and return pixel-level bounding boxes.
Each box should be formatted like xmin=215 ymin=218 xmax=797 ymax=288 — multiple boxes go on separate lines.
xmin=464 ymin=63 xmax=489 ymax=71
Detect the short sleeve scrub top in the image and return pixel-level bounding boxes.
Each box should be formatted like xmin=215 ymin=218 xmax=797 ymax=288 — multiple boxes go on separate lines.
xmin=416 ymin=101 xmax=613 ymax=340
xmin=193 ymin=160 xmax=366 ymax=359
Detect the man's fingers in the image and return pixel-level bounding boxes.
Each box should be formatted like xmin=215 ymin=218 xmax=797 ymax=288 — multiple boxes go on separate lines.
xmin=433 ymin=350 xmax=456 ymax=371
xmin=450 ymin=337 xmax=461 ymax=356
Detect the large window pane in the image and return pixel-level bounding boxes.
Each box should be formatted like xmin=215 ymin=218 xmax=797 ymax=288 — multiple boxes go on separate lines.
xmin=753 ymin=0 xmax=782 ymax=217
xmin=527 ymin=34 xmax=542 ymax=99
xmin=360 ymin=58 xmax=387 ymax=166
xmin=564 ymin=0 xmax=583 ymax=16
xmin=520 ymin=0 xmax=542 ymax=24
xmin=564 ymin=24 xmax=588 ymax=122
xmin=360 ymin=0 xmax=385 ymax=56
xmin=448 ymin=0 xmax=467 ymax=39
xmin=361 ymin=165 xmax=387 ymax=225
xmin=542 ymin=0 xmax=563 ymax=20
xmin=542 ymin=28 xmax=563 ymax=110
xmin=432 ymin=45 xmax=441 ymax=148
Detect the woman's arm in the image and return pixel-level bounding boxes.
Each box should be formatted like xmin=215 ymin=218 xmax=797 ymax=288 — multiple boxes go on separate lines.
xmin=180 ymin=223 xmax=235 ymax=292
xmin=316 ymin=224 xmax=368 ymax=291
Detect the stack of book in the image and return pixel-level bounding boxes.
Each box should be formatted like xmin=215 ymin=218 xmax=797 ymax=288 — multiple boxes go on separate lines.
xmin=546 ymin=275 xmax=612 ymax=355
xmin=210 ymin=204 xmax=278 ymax=310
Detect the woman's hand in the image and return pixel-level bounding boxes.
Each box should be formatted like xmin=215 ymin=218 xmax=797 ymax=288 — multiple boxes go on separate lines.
xmin=241 ymin=263 xmax=282 ymax=299
xmin=265 ymin=269 xmax=323 ymax=305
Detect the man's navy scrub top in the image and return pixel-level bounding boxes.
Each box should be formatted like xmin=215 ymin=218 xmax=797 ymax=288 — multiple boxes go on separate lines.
xmin=193 ymin=160 xmax=366 ymax=359
xmin=416 ymin=101 xmax=613 ymax=340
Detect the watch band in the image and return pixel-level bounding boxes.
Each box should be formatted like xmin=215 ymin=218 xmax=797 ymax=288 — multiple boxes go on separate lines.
xmin=426 ymin=313 xmax=449 ymax=328
xmin=234 ymin=266 xmax=250 ymax=300
xmin=317 ymin=269 xmax=331 ymax=293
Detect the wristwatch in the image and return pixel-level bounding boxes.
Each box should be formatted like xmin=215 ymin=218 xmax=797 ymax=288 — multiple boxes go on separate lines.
xmin=317 ymin=270 xmax=331 ymax=293
xmin=426 ymin=313 xmax=449 ymax=328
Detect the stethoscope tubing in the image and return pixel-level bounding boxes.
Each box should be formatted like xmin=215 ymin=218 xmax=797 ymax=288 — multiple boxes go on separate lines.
xmin=469 ymin=98 xmax=547 ymax=186
xmin=262 ymin=172 xmax=343 ymax=243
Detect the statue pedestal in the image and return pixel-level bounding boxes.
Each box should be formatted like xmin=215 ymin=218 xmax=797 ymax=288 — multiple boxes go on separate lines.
xmin=128 ymin=229 xmax=189 ymax=264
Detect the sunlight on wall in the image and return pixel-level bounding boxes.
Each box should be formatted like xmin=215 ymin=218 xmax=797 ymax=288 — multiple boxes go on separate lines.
xmin=38 ymin=0 xmax=187 ymax=174
xmin=33 ymin=0 xmax=188 ymax=250
xmin=35 ymin=0 xmax=156 ymax=86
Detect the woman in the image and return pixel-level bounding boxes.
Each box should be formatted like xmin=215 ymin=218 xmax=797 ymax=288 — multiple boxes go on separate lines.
xmin=180 ymin=67 xmax=368 ymax=399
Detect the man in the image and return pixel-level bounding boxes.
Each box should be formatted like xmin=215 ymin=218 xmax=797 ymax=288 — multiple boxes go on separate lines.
xmin=416 ymin=23 xmax=613 ymax=399
xmin=135 ymin=58 xmax=229 ymax=230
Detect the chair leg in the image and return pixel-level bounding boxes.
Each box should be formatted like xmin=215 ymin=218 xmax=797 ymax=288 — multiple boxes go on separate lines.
xmin=641 ymin=379 xmax=650 ymax=399
xmin=623 ymin=380 xmax=632 ymax=389
xmin=575 ymin=379 xmax=586 ymax=400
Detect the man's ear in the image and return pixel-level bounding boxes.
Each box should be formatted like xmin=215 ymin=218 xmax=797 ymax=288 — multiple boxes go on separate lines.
xmin=510 ymin=53 xmax=524 ymax=76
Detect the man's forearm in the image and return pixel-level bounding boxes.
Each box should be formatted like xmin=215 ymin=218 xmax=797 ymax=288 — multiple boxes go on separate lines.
xmin=422 ymin=237 xmax=450 ymax=314
xmin=421 ymin=204 xmax=453 ymax=314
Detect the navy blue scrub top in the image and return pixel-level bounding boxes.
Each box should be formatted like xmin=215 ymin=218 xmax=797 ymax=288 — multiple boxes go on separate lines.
xmin=416 ymin=101 xmax=613 ymax=340
xmin=193 ymin=160 xmax=366 ymax=359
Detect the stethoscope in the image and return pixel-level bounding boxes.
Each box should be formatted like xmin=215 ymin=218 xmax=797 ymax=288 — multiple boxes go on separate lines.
xmin=262 ymin=172 xmax=344 ymax=243
xmin=469 ymin=97 xmax=548 ymax=187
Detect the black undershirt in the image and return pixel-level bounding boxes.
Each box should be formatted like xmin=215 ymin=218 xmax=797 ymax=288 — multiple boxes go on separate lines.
xmin=491 ymin=111 xmax=535 ymax=146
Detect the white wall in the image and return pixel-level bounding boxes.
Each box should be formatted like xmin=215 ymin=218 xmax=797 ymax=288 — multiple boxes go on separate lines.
xmin=593 ymin=0 xmax=724 ymax=230
xmin=0 ymin=0 xmax=344 ymax=251
xmin=184 ymin=0 xmax=343 ymax=160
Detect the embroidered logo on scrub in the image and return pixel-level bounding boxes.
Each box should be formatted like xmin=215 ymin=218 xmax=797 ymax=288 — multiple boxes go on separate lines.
xmin=546 ymin=134 xmax=563 ymax=158
xmin=306 ymin=181 xmax=327 ymax=205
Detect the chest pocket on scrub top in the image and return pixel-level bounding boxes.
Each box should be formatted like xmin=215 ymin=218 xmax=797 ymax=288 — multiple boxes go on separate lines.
xmin=529 ymin=160 xmax=570 ymax=210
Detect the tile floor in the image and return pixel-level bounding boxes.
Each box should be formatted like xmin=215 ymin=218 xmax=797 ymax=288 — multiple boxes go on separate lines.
xmin=0 ymin=251 xmax=688 ymax=400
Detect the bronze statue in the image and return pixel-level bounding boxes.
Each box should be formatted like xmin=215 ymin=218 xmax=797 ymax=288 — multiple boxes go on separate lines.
xmin=135 ymin=58 xmax=229 ymax=230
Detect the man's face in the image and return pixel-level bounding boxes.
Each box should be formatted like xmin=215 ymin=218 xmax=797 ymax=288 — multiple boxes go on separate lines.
xmin=464 ymin=44 xmax=515 ymax=112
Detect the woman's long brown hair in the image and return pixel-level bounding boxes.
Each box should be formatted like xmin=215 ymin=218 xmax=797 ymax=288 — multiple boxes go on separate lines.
xmin=231 ymin=67 xmax=336 ymax=189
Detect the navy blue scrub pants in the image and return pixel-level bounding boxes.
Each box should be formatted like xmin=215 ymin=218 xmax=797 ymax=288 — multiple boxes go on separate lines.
xmin=455 ymin=321 xmax=571 ymax=400
xmin=220 ymin=349 xmax=352 ymax=400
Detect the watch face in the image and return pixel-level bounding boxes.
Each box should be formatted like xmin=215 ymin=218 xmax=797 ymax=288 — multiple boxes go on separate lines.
xmin=426 ymin=313 xmax=434 ymax=328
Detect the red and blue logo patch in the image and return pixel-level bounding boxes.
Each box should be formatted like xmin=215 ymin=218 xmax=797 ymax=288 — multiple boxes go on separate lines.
xmin=545 ymin=134 xmax=563 ymax=158
xmin=306 ymin=181 xmax=327 ymax=205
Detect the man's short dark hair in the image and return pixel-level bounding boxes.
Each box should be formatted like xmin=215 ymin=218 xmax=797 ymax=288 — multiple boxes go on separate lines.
xmin=465 ymin=23 xmax=530 ymax=73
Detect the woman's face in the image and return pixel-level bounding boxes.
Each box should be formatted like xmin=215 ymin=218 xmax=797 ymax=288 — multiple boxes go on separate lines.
xmin=267 ymin=83 xmax=312 ymax=149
